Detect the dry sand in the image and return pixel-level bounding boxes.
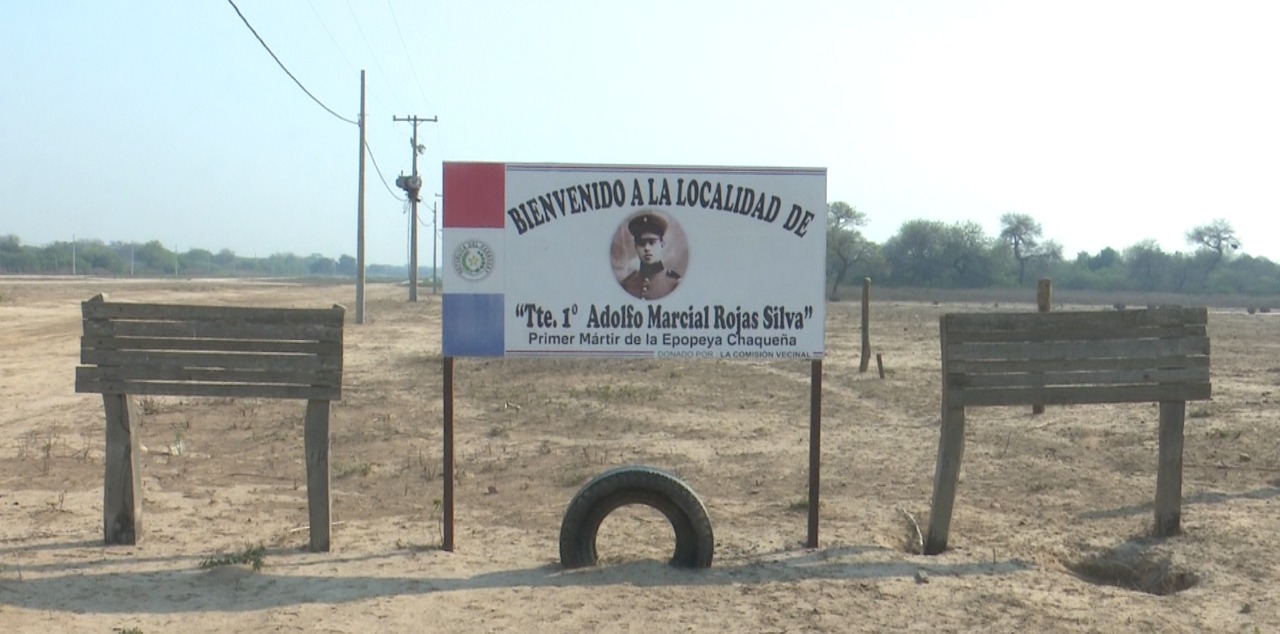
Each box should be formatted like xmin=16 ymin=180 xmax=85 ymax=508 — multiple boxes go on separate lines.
xmin=1 ymin=278 xmax=1277 ymax=633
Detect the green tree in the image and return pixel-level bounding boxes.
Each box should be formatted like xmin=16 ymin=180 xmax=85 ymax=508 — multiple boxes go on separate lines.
xmin=309 ymin=256 xmax=337 ymax=276
xmin=825 ymin=202 xmax=873 ymax=299
xmin=1124 ymin=240 xmax=1170 ymax=291
xmin=1185 ymin=218 xmax=1239 ymax=272
xmin=939 ymin=221 xmax=1003 ymax=287
xmin=1088 ymin=247 xmax=1122 ymax=271
xmin=337 ymin=254 xmax=357 ymax=277
xmin=883 ymin=220 xmax=949 ymax=286
xmin=999 ymin=213 xmax=1054 ymax=284
xmin=134 ymin=241 xmax=174 ymax=273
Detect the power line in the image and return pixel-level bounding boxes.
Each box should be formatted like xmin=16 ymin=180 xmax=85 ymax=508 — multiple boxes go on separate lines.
xmin=227 ymin=0 xmax=357 ymax=126
xmin=307 ymin=0 xmax=357 ymax=75
xmin=344 ymin=0 xmax=406 ymax=112
xmin=364 ymin=140 xmax=405 ymax=202
xmin=385 ymin=0 xmax=433 ymax=111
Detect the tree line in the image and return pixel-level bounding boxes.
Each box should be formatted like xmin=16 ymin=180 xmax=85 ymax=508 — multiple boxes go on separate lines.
xmin=0 ymin=236 xmax=418 ymax=279
xmin=826 ymin=205 xmax=1275 ymax=299
xmin=4 ymin=211 xmax=1274 ymax=299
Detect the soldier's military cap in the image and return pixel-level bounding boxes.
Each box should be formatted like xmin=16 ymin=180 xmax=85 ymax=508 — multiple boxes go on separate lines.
xmin=628 ymin=213 xmax=668 ymax=240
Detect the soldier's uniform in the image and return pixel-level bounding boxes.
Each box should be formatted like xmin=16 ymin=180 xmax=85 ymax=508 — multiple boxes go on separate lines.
xmin=622 ymin=264 xmax=681 ymax=300
xmin=620 ymin=213 xmax=681 ymax=300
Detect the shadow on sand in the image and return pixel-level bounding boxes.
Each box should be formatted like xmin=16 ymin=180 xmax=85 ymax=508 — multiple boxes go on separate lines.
xmin=0 ymin=543 xmax=1031 ymax=614
xmin=1077 ymin=482 xmax=1280 ymax=521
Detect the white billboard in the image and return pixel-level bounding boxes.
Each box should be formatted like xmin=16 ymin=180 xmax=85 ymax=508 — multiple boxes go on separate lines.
xmin=442 ymin=162 xmax=826 ymax=360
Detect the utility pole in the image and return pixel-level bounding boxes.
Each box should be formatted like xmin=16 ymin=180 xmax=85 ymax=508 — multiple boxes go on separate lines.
xmin=432 ymin=198 xmax=439 ymax=295
xmin=356 ymin=70 xmax=367 ymax=324
xmin=393 ymin=114 xmax=437 ymax=302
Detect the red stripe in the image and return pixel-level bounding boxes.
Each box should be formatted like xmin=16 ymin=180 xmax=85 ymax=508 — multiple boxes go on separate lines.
xmin=443 ymin=162 xmax=505 ymax=228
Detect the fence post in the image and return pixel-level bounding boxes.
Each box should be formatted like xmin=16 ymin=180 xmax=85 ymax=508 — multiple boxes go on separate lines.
xmin=1154 ymin=400 xmax=1186 ymax=536
xmin=859 ymin=278 xmax=872 ymax=373
xmin=1033 ymin=279 xmax=1051 ymax=415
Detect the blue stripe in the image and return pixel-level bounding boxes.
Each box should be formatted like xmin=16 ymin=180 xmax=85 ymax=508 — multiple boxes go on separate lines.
xmin=443 ymin=294 xmax=504 ymax=357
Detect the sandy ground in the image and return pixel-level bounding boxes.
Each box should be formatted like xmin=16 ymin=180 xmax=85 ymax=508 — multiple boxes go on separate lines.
xmin=1 ymin=278 xmax=1278 ymax=633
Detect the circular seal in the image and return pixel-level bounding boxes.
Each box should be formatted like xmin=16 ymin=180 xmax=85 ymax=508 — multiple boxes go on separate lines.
xmin=453 ymin=239 xmax=495 ymax=281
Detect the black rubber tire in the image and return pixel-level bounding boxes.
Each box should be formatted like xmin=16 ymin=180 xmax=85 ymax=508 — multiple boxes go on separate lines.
xmin=559 ymin=465 xmax=714 ymax=569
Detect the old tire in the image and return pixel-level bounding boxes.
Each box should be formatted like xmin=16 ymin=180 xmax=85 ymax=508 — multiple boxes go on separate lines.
xmin=559 ymin=466 xmax=714 ymax=569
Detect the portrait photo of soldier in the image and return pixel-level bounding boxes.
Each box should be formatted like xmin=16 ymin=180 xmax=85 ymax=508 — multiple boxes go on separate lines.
xmin=611 ymin=210 xmax=688 ymax=301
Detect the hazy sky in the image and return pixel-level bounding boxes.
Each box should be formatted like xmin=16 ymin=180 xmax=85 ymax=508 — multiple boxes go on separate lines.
xmin=3 ymin=0 xmax=1278 ymax=266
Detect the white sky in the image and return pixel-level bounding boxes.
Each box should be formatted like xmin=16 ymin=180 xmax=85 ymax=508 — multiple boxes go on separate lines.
xmin=3 ymin=0 xmax=1278 ymax=266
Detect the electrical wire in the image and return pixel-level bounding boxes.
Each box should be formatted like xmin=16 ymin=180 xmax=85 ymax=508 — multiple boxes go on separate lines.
xmin=307 ymin=0 xmax=358 ymax=75
xmin=344 ymin=0 xmax=406 ymax=112
xmin=227 ymin=0 xmax=358 ymax=126
xmin=364 ymin=140 xmax=406 ymax=202
xmin=386 ymin=0 xmax=433 ymax=111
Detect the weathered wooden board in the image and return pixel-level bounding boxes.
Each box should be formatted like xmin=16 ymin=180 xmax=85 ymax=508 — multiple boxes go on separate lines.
xmin=928 ymin=307 xmax=1212 ymax=556
xmin=77 ymin=296 xmax=345 ymax=552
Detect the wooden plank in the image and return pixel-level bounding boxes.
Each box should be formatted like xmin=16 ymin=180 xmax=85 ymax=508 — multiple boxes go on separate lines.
xmin=75 ymin=378 xmax=340 ymax=400
xmin=946 ymin=323 xmax=1205 ymax=344
xmin=943 ymin=307 xmax=1207 ymax=334
xmin=304 ymin=399 xmax=332 ymax=552
xmin=82 ymin=319 xmax=342 ymax=342
xmin=1154 ymin=401 xmax=1186 ymax=537
xmin=78 ymin=365 xmax=341 ymax=387
xmin=82 ymin=335 xmax=342 ymax=356
xmin=925 ymin=406 xmax=966 ymax=555
xmin=946 ymin=355 xmax=1210 ymax=375
xmin=947 ymin=366 xmax=1210 ymax=389
xmin=83 ymin=301 xmax=345 ymax=326
xmin=946 ymin=336 xmax=1209 ymax=362
xmin=80 ymin=350 xmax=340 ymax=372
xmin=102 ymin=394 xmax=141 ymax=545
xmin=951 ymin=382 xmax=1211 ymax=408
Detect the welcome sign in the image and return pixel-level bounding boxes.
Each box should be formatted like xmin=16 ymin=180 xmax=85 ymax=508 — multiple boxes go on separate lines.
xmin=442 ymin=162 xmax=826 ymax=359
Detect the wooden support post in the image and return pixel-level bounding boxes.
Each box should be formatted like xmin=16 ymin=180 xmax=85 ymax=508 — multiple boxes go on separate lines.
xmin=1033 ymin=278 xmax=1051 ymax=415
xmin=859 ymin=278 xmax=872 ymax=373
xmin=925 ymin=405 xmax=966 ymax=555
xmin=102 ymin=394 xmax=141 ymax=545
xmin=443 ymin=356 xmax=456 ymax=552
xmin=1154 ymin=400 xmax=1186 ymax=537
xmin=304 ymin=399 xmax=332 ymax=552
xmin=807 ymin=359 xmax=822 ymax=548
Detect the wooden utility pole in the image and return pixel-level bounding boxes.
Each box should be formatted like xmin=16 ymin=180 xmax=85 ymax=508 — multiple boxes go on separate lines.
xmin=393 ymin=114 xmax=438 ymax=302
xmin=356 ymin=70 xmax=367 ymax=325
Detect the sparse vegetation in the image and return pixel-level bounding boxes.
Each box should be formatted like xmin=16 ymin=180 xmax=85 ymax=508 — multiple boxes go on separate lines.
xmin=137 ymin=396 xmax=163 ymax=416
xmin=574 ymin=384 xmax=657 ymax=402
xmin=335 ymin=461 xmax=374 ymax=479
xmin=6 ymin=280 xmax=1280 ymax=630
xmin=1189 ymin=405 xmax=1215 ymax=419
xmin=199 ymin=544 xmax=266 ymax=572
